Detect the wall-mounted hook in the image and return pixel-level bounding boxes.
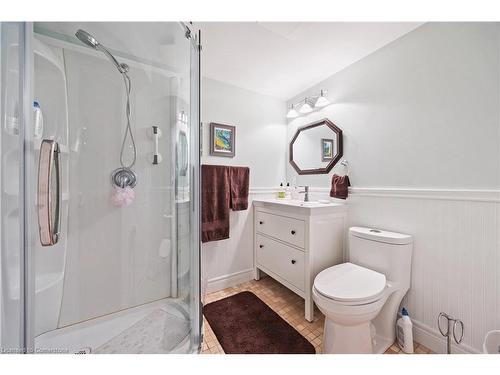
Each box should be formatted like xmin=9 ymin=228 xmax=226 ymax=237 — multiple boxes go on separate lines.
xmin=340 ymin=159 xmax=349 ymax=176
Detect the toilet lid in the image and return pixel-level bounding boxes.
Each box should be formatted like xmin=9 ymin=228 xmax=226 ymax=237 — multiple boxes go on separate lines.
xmin=314 ymin=263 xmax=387 ymax=303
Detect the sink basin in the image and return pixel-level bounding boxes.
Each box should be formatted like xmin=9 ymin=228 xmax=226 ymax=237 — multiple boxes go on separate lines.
xmin=253 ymin=198 xmax=346 ymax=213
xmin=255 ymin=198 xmax=337 ymax=207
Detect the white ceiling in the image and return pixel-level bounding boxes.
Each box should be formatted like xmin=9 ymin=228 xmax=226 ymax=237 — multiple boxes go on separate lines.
xmin=199 ymin=22 xmax=423 ymax=100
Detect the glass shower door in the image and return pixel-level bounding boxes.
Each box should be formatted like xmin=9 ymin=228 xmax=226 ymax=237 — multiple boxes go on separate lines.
xmin=0 ymin=21 xmax=201 ymax=354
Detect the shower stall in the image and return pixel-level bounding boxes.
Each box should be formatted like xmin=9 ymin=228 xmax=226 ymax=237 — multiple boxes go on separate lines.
xmin=0 ymin=22 xmax=201 ymax=353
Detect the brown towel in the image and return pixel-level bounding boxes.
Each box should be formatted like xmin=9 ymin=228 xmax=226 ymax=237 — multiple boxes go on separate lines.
xmin=229 ymin=166 xmax=250 ymax=211
xmin=202 ymin=165 xmax=230 ymax=243
xmin=330 ymin=174 xmax=350 ymax=199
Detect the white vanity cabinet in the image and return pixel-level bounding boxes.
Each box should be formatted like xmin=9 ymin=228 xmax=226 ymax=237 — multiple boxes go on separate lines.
xmin=253 ymin=199 xmax=347 ymax=322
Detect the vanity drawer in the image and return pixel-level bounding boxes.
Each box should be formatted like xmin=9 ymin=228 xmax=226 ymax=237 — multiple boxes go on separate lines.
xmin=255 ymin=211 xmax=305 ymax=249
xmin=255 ymin=234 xmax=305 ymax=291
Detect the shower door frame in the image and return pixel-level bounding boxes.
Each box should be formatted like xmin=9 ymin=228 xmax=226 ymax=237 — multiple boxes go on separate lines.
xmin=187 ymin=24 xmax=202 ymax=353
xmin=14 ymin=21 xmax=202 ymax=354
xmin=0 ymin=21 xmax=33 ymax=353
xmin=21 ymin=21 xmax=34 ymax=353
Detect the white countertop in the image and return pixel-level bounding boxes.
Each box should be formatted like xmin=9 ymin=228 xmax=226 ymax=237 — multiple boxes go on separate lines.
xmin=253 ymin=198 xmax=347 ymax=214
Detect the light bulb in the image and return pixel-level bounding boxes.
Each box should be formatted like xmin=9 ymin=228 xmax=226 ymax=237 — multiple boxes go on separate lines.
xmin=299 ymin=100 xmax=313 ymax=114
xmin=286 ymin=105 xmax=299 ymax=118
xmin=315 ymin=90 xmax=330 ymax=108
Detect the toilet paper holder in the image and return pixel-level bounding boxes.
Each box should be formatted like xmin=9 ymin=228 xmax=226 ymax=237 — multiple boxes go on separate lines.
xmin=438 ymin=312 xmax=464 ymax=354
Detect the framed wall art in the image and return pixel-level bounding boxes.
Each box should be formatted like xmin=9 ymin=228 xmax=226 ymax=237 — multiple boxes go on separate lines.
xmin=210 ymin=122 xmax=235 ymax=157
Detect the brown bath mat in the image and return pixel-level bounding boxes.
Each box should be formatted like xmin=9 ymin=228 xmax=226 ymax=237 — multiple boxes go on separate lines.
xmin=203 ymin=291 xmax=315 ymax=354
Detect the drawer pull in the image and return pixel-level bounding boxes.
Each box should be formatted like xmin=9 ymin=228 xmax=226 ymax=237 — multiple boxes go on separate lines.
xmin=291 ymin=259 xmax=296 ymax=264
xmin=259 ymin=221 xmax=264 ymax=225
xmin=291 ymin=230 xmax=296 ymax=235
xmin=259 ymin=244 xmax=264 ymax=248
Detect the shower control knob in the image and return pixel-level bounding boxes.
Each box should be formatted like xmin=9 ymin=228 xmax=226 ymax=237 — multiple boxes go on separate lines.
xmin=259 ymin=245 xmax=264 ymax=248
xmin=291 ymin=230 xmax=296 ymax=235
xmin=291 ymin=260 xmax=296 ymax=264
xmin=259 ymin=221 xmax=264 ymax=225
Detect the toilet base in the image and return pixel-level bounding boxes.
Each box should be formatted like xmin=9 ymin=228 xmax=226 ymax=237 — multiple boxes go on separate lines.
xmin=322 ymin=318 xmax=374 ymax=354
xmin=372 ymin=335 xmax=394 ymax=354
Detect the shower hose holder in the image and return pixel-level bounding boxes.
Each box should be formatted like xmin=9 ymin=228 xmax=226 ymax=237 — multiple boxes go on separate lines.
xmin=111 ymin=167 xmax=137 ymax=189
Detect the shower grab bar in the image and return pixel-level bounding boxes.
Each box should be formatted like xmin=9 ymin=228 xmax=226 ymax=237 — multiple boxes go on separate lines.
xmin=37 ymin=139 xmax=61 ymax=246
xmin=149 ymin=125 xmax=162 ymax=165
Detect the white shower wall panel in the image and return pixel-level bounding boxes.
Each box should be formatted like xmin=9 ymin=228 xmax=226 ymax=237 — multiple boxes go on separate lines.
xmin=57 ymin=49 xmax=177 ymax=327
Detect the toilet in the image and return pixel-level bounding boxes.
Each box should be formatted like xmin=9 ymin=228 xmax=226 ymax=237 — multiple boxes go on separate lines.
xmin=313 ymin=226 xmax=413 ymax=354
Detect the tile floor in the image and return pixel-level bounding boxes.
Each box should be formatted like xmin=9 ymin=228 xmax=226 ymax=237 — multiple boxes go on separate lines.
xmin=202 ymin=276 xmax=432 ymax=355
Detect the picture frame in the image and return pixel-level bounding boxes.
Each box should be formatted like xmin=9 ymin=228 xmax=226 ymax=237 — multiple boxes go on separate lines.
xmin=210 ymin=122 xmax=235 ymax=157
xmin=321 ymin=138 xmax=334 ymax=161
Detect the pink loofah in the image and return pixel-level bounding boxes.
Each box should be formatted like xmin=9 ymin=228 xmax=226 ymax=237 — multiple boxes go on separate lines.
xmin=111 ymin=186 xmax=135 ymax=207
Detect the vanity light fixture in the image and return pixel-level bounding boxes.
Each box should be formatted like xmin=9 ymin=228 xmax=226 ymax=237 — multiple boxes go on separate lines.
xmin=287 ymin=90 xmax=331 ymax=118
xmin=299 ymin=99 xmax=313 ymax=114
xmin=286 ymin=104 xmax=299 ymax=118
xmin=315 ymin=90 xmax=330 ymax=108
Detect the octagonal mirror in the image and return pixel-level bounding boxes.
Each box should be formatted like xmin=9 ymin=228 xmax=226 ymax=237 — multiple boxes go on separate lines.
xmin=289 ymin=118 xmax=343 ymax=175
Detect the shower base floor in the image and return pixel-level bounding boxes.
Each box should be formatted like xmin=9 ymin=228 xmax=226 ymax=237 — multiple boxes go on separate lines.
xmin=35 ymin=298 xmax=193 ymax=354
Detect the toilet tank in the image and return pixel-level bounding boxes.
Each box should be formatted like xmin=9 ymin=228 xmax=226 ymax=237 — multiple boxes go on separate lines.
xmin=348 ymin=227 xmax=413 ymax=289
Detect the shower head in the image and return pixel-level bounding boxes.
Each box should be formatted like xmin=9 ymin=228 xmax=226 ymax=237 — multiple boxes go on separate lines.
xmin=75 ymin=29 xmax=99 ymax=49
xmin=75 ymin=29 xmax=129 ymax=74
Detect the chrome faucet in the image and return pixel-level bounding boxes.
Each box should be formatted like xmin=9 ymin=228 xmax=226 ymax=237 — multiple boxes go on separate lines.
xmin=299 ymin=185 xmax=310 ymax=202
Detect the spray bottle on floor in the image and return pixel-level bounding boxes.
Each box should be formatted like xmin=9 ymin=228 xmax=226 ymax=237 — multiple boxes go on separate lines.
xmin=396 ymin=307 xmax=414 ymax=353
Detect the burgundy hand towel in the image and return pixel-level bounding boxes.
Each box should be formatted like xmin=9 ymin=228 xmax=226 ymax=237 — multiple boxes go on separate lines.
xmin=202 ymin=165 xmax=230 ymax=243
xmin=330 ymin=174 xmax=351 ymax=200
xmin=229 ymin=166 xmax=250 ymax=211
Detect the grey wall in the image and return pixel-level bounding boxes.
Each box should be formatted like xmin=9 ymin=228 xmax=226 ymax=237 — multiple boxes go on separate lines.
xmin=201 ymin=77 xmax=287 ymax=293
xmin=203 ymin=77 xmax=287 ymax=187
xmin=287 ymin=23 xmax=500 ymax=189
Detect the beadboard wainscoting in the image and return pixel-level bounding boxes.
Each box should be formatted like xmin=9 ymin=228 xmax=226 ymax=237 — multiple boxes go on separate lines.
xmin=202 ymin=186 xmax=500 ymax=353
xmin=201 ymin=188 xmax=278 ymax=296
xmin=310 ymin=187 xmax=500 ymax=354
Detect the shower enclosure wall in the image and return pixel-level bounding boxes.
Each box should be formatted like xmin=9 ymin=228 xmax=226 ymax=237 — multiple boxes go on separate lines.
xmin=0 ymin=22 xmax=201 ymax=353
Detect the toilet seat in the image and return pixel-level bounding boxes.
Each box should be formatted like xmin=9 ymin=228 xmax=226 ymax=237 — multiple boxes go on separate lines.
xmin=314 ymin=262 xmax=387 ymax=305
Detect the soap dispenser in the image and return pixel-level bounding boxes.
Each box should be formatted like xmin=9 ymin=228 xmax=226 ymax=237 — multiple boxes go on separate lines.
xmin=277 ymin=183 xmax=286 ymax=199
xmin=285 ymin=182 xmax=292 ymax=199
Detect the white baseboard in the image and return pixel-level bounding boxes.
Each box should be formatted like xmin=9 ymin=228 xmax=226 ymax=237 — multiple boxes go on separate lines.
xmin=412 ymin=319 xmax=479 ymax=354
xmin=205 ymin=269 xmax=254 ymax=294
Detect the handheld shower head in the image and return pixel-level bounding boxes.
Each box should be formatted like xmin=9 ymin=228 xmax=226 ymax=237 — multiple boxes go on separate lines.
xmin=75 ymin=29 xmax=99 ymax=49
xmin=74 ymin=28 xmax=137 ymax=183
xmin=75 ymin=29 xmax=129 ymax=74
